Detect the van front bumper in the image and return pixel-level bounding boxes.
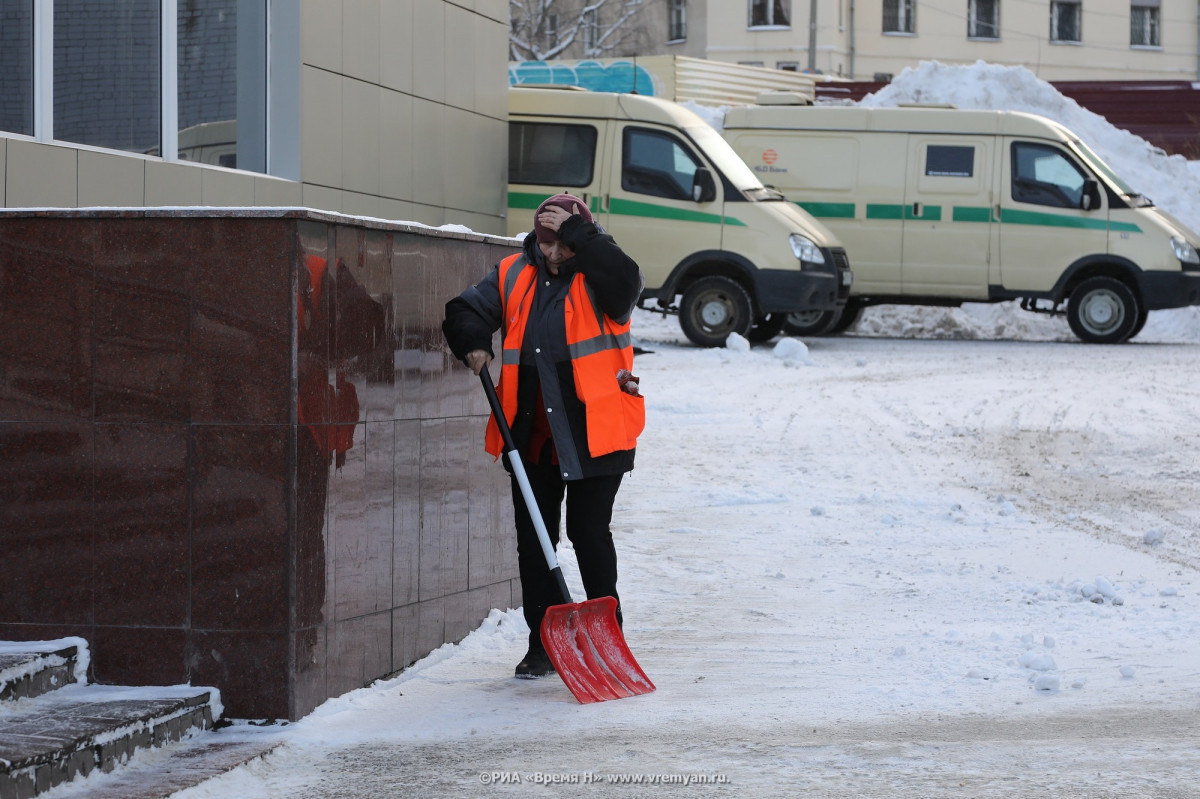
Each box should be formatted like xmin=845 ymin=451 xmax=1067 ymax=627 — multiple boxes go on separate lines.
xmin=1139 ymin=269 xmax=1200 ymax=310
xmin=756 ymin=248 xmax=853 ymax=314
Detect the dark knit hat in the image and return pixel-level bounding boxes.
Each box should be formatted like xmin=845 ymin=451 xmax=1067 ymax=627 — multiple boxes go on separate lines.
xmin=534 ymin=193 xmax=593 ymax=243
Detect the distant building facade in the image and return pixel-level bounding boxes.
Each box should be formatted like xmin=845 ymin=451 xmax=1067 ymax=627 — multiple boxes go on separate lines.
xmin=0 ymin=0 xmax=509 ymax=234
xmin=641 ymin=0 xmax=1196 ymax=81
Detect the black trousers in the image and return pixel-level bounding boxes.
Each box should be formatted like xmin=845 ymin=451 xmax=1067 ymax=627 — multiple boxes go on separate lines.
xmin=510 ymin=458 xmax=624 ymax=650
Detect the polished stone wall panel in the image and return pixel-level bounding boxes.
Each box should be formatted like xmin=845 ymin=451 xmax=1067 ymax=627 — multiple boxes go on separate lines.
xmin=0 ymin=223 xmax=95 ymax=422
xmin=392 ymin=419 xmax=422 ymax=607
xmin=0 ymin=209 xmax=520 ymax=720
xmin=0 ymin=422 xmax=95 ymax=624
xmin=93 ymin=423 xmax=189 ymax=627
xmin=418 ymin=417 xmax=471 ymax=602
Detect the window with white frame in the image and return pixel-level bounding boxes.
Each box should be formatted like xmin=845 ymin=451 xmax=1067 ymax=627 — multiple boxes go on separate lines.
xmin=1 ymin=0 xmax=281 ymax=174
xmin=1050 ymin=0 xmax=1081 ymax=42
xmin=669 ymin=0 xmax=687 ymax=41
xmin=968 ymin=0 xmax=999 ymax=38
xmin=883 ymin=0 xmax=915 ymax=33
xmin=750 ymin=0 xmax=790 ymax=27
xmin=1130 ymin=0 xmax=1160 ymax=46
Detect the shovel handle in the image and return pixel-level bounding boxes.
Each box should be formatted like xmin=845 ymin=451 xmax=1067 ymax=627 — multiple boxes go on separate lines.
xmin=479 ymin=369 xmax=573 ymax=604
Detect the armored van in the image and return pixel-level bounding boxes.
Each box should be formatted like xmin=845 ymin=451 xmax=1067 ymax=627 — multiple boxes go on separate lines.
xmin=508 ymin=86 xmax=852 ymax=347
xmin=722 ymin=100 xmax=1200 ymax=343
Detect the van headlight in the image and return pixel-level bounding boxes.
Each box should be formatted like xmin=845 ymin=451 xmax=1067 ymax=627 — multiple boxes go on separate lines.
xmin=789 ymin=234 xmax=826 ymax=266
xmin=1171 ymin=236 xmax=1200 ymax=264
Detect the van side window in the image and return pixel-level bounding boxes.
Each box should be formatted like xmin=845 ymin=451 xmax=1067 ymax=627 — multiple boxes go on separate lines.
xmin=1011 ymin=142 xmax=1087 ymax=209
xmin=926 ymin=145 xmax=974 ymax=177
xmin=622 ymin=128 xmax=702 ymax=201
xmin=509 ymin=122 xmax=597 ymax=187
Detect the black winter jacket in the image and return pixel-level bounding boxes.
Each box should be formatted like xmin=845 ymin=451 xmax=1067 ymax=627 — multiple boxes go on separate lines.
xmin=442 ymin=215 xmax=644 ymax=479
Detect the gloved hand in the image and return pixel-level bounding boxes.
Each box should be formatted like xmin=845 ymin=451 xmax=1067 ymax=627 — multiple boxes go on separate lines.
xmin=616 ymin=369 xmax=641 ymax=397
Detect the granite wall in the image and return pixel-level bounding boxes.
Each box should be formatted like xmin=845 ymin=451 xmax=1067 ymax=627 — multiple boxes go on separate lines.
xmin=0 ymin=209 xmax=520 ymax=720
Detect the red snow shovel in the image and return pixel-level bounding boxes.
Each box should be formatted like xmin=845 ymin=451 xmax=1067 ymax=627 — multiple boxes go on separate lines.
xmin=479 ymin=369 xmax=655 ymax=704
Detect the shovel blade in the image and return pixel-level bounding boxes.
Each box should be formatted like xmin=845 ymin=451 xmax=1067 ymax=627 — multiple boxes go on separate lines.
xmin=540 ymin=596 xmax=656 ymax=704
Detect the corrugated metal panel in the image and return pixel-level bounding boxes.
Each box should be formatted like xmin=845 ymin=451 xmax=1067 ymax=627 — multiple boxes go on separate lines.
xmin=671 ymin=56 xmax=815 ymax=106
xmin=509 ymin=55 xmax=815 ymax=106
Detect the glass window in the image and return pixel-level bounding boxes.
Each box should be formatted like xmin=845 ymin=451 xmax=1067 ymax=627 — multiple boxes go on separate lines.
xmin=54 ymin=0 xmax=161 ymax=153
xmin=1050 ymin=0 xmax=1081 ymax=42
xmin=1131 ymin=0 xmax=1160 ymax=46
xmin=883 ymin=0 xmax=915 ymax=33
xmin=927 ymin=145 xmax=975 ymax=177
xmin=177 ymin=1 xmax=239 ymax=168
xmin=749 ymin=0 xmax=790 ymax=27
xmin=0 ymin=0 xmax=34 ymax=136
xmin=622 ymin=128 xmax=702 ymax=201
xmin=1012 ymin=142 xmax=1088 ymax=208
xmin=508 ymin=122 xmax=597 ymax=187
xmin=968 ymin=0 xmax=999 ymax=38
xmin=669 ymin=0 xmax=687 ymax=41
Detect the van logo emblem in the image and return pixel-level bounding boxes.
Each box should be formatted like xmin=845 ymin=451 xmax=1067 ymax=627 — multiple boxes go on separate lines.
xmin=762 ymin=149 xmax=778 ymax=165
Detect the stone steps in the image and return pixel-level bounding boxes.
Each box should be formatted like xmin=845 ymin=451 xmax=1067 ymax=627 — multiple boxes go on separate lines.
xmin=0 ymin=639 xmax=279 ymax=799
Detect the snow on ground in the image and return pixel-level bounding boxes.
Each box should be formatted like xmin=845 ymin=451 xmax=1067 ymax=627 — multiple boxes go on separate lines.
xmin=43 ymin=62 xmax=1200 ymax=798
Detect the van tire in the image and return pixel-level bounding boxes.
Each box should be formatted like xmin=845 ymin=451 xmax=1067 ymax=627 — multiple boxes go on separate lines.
xmin=748 ymin=314 xmax=787 ymax=343
xmin=783 ymin=309 xmax=837 ymax=337
xmin=679 ymin=276 xmax=754 ymax=347
xmin=1067 ymin=277 xmax=1139 ymax=344
xmin=1125 ymin=305 xmax=1149 ymax=341
xmin=827 ymin=301 xmax=864 ymax=335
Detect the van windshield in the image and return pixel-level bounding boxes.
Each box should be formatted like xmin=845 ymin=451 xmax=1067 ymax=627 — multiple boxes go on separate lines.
xmin=1071 ymin=138 xmax=1147 ymax=203
xmin=684 ymin=123 xmax=781 ymax=199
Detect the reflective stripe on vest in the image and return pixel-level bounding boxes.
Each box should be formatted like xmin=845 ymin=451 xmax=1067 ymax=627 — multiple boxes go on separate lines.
xmin=484 ymin=253 xmax=645 ymax=461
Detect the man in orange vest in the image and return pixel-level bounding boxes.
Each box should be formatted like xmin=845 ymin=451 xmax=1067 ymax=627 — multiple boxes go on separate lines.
xmin=443 ymin=194 xmax=645 ymax=678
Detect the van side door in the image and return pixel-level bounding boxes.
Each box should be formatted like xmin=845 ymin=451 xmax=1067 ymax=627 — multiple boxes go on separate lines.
xmin=901 ymin=136 xmax=995 ymax=298
xmin=998 ymin=139 xmax=1108 ymax=292
xmin=507 ymin=118 xmax=606 ymax=238
xmin=604 ymin=123 xmax=724 ymax=285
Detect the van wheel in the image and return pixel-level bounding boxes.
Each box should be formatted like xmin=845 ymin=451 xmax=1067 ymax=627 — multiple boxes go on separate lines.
xmin=827 ymin=301 xmax=864 ymax=335
xmin=679 ymin=276 xmax=754 ymax=347
xmin=782 ymin=309 xmax=837 ymax=337
xmin=1067 ymin=277 xmax=1139 ymax=343
xmin=748 ymin=314 xmax=787 ymax=343
xmin=1124 ymin=305 xmax=1149 ymax=341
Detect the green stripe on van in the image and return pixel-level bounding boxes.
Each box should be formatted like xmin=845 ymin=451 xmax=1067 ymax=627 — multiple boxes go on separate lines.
xmin=797 ymin=201 xmax=856 ymax=219
xmin=999 ymin=208 xmax=1142 ymax=233
xmin=509 ymin=191 xmax=606 ymax=217
xmin=866 ymin=204 xmax=942 ymax=221
xmin=952 ymin=206 xmax=994 ymax=223
xmin=509 ymin=191 xmax=546 ymax=210
xmin=609 ymin=197 xmax=745 ymax=226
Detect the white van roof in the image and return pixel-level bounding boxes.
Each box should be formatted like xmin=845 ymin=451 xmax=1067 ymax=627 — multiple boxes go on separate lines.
xmin=722 ymin=104 xmax=1076 ymax=143
xmin=509 ymin=85 xmax=709 ymax=129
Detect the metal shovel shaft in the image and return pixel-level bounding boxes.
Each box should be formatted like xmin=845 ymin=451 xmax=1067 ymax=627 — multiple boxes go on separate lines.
xmin=478 ymin=369 xmax=655 ymax=704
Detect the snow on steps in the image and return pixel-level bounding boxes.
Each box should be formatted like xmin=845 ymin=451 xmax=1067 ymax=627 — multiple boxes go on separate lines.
xmin=0 ymin=639 xmax=278 ymax=799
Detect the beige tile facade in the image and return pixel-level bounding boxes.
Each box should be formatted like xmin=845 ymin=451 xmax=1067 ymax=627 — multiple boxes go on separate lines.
xmin=2 ymin=1 xmax=510 ymax=235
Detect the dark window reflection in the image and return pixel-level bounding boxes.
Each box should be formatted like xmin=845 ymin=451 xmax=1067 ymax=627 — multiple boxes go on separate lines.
xmin=54 ymin=0 xmax=161 ymax=153
xmin=0 ymin=0 xmax=34 ymax=136
xmin=178 ymin=0 xmax=238 ymax=168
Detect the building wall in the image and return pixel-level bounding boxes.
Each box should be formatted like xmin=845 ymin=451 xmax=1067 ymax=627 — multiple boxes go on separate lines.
xmin=690 ymin=0 xmax=1195 ymax=82
xmin=0 ymin=0 xmax=510 ymax=235
xmin=0 ymin=208 xmax=520 ymax=720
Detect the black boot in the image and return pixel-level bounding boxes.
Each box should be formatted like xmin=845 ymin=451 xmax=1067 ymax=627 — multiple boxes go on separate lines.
xmin=515 ymin=647 xmax=556 ymax=679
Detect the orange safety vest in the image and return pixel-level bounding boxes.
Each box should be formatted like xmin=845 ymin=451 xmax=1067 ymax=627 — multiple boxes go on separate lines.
xmin=297 ymin=254 xmax=359 ymax=460
xmin=484 ymin=253 xmax=645 ymax=460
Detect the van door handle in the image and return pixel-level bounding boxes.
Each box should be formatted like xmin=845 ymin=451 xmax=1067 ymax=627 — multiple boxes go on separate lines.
xmin=993 ymin=204 xmax=1001 ymax=222
xmin=911 ymin=202 xmax=921 ymax=218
